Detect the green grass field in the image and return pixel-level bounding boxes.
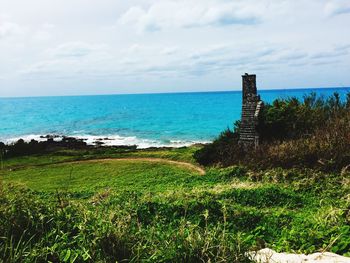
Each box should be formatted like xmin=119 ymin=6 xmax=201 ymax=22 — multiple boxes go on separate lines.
xmin=1 ymin=146 xmax=200 ymax=170
xmin=2 ymin=159 xmax=201 ymax=194
xmin=1 ymin=147 xmax=350 ymax=262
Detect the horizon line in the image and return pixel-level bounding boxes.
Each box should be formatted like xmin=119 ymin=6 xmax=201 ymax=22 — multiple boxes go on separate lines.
xmin=1 ymin=86 xmax=349 ymax=99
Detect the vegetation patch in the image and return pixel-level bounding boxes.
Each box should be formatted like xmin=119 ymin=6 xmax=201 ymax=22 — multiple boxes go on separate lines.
xmin=1 ymin=152 xmax=349 ymax=261
xmin=194 ymin=92 xmax=350 ymax=171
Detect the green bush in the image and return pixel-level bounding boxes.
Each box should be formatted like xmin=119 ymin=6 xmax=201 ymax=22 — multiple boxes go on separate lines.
xmin=193 ymin=129 xmax=242 ymax=166
xmin=195 ymin=92 xmax=350 ymax=171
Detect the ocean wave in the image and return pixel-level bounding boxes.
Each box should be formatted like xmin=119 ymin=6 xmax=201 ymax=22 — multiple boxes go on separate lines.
xmin=1 ymin=134 xmax=210 ymax=149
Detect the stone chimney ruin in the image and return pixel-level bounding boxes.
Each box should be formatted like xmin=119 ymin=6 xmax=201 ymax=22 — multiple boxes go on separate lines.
xmin=239 ymin=73 xmax=263 ymax=149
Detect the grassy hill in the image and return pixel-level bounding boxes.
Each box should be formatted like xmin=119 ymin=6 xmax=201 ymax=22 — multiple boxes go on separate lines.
xmin=1 ymin=147 xmax=349 ymax=262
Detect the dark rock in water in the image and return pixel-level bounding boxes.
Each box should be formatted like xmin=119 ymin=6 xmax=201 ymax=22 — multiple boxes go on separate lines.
xmin=96 ymin=137 xmax=113 ymax=141
xmin=60 ymin=137 xmax=87 ymax=148
xmin=1 ymin=135 xmax=141 ymax=158
xmin=2 ymin=136 xmax=89 ymax=158
xmin=40 ymin=134 xmax=60 ymax=139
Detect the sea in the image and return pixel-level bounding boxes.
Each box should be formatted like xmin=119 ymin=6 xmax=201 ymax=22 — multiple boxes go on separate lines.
xmin=0 ymin=87 xmax=349 ymax=148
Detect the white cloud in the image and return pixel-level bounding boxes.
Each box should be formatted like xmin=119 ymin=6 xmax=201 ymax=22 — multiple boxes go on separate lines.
xmin=42 ymin=23 xmax=55 ymax=30
xmin=31 ymin=23 xmax=55 ymax=41
xmin=32 ymin=30 xmax=51 ymax=41
xmin=325 ymin=0 xmax=350 ymax=16
xmin=310 ymin=50 xmax=347 ymax=59
xmin=19 ymin=42 xmax=111 ymax=77
xmin=0 ymin=21 xmax=22 ymax=39
xmin=119 ymin=0 xmax=269 ymax=31
xmin=278 ymin=51 xmax=308 ymax=61
xmin=160 ymin=47 xmax=178 ymax=56
xmin=0 ymin=0 xmax=350 ymax=96
xmin=335 ymin=44 xmax=350 ymax=51
xmin=16 ymin=40 xmax=350 ymax=88
xmin=20 ymin=59 xmax=77 ymax=75
xmin=46 ymin=42 xmax=108 ymax=58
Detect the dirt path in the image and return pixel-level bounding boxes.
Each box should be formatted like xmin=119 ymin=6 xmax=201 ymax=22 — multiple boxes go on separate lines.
xmin=73 ymin=158 xmax=206 ymax=175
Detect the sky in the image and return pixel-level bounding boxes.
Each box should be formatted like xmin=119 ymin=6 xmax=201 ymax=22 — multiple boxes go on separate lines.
xmin=0 ymin=0 xmax=350 ymax=97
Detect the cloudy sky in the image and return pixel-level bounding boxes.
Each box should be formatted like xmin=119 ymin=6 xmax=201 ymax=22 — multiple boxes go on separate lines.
xmin=0 ymin=0 xmax=349 ymax=97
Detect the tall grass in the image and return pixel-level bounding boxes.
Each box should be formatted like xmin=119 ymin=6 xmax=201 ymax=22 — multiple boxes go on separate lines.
xmin=1 ymin=163 xmax=350 ymax=262
xmin=0 ymin=184 xmax=252 ymax=262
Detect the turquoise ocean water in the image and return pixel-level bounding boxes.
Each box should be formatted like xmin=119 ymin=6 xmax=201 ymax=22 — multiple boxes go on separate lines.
xmin=0 ymin=88 xmax=349 ymax=148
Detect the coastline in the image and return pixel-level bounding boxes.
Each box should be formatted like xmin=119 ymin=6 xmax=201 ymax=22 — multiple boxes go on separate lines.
xmin=1 ymin=134 xmax=210 ymax=149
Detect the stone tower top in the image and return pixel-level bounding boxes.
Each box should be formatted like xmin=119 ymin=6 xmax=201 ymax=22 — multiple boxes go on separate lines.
xmin=242 ymin=73 xmax=257 ymax=103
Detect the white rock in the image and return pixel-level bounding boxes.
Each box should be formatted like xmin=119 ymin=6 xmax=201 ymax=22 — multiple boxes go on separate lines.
xmin=249 ymin=248 xmax=350 ymax=263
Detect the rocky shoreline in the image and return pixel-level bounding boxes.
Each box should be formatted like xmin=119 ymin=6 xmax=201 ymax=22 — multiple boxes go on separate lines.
xmin=0 ymin=135 xmax=208 ymax=159
xmin=1 ymin=134 xmax=208 ymax=150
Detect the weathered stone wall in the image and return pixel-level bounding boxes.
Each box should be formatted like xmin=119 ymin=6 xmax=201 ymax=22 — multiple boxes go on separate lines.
xmin=239 ymin=73 xmax=263 ymax=148
xmin=242 ymin=74 xmax=257 ymax=103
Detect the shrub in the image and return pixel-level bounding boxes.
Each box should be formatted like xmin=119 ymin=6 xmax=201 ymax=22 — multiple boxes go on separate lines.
xmin=195 ymin=92 xmax=350 ymax=171
xmin=194 ymin=129 xmax=242 ymax=166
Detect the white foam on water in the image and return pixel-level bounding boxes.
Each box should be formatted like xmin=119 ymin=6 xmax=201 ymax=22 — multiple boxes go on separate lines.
xmin=1 ymin=134 xmax=210 ymax=149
